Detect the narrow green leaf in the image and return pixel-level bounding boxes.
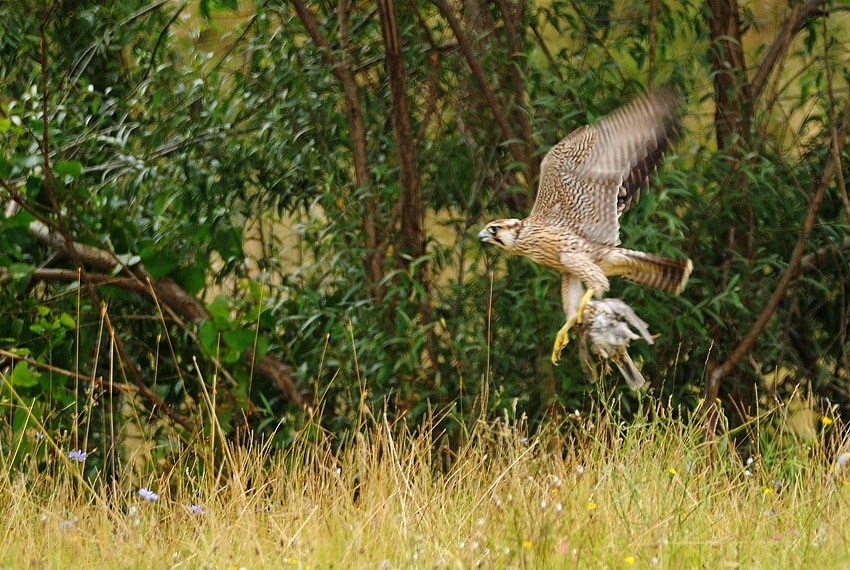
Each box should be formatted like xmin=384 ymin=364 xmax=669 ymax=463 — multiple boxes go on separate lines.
xmin=141 ymin=251 xmax=179 ymax=279
xmin=16 ymin=154 xmax=43 ymax=169
xmin=172 ymin=265 xmax=207 ymax=297
xmin=25 ymin=175 xmax=42 ymax=198
xmin=115 ymin=253 xmax=141 ymax=269
xmin=59 ymin=312 xmax=76 ymax=328
xmin=253 ymin=335 xmax=270 ymax=362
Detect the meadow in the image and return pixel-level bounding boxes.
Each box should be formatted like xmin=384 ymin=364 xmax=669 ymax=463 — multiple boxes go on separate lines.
xmin=3 ymin=395 xmax=848 ymax=569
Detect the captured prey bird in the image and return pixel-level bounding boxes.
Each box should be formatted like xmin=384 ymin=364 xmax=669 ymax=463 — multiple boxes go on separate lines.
xmin=576 ymin=298 xmax=654 ymax=391
xmin=477 ymin=92 xmax=692 ymax=363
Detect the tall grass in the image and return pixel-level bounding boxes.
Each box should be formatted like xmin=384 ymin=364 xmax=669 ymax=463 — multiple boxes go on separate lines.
xmin=2 ymin=391 xmax=848 ymax=568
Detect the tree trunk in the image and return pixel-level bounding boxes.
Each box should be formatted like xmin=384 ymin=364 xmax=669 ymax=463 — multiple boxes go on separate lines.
xmin=377 ymin=0 xmax=425 ymax=263
xmin=705 ymin=0 xmax=751 ymax=149
xmin=291 ymin=0 xmax=385 ymax=302
xmin=703 ymin=0 xmax=752 ymax=437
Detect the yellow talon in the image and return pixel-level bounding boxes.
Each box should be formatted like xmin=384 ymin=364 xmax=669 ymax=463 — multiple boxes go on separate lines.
xmin=551 ymin=318 xmax=576 ymax=364
xmin=575 ymin=288 xmax=596 ymax=324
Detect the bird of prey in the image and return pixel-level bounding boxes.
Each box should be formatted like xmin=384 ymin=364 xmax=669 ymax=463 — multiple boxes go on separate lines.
xmin=577 ymin=298 xmax=654 ymax=391
xmin=477 ymin=92 xmax=692 ymax=364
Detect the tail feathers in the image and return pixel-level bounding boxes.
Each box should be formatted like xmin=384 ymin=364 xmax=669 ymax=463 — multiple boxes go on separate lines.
xmin=614 ymin=355 xmax=646 ymax=391
xmin=613 ymin=250 xmax=693 ymax=295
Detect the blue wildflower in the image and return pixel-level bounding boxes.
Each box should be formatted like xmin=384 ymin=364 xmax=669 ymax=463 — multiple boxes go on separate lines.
xmin=138 ymin=487 xmax=159 ymax=501
xmin=68 ymin=449 xmax=87 ymax=462
xmin=189 ymin=504 xmax=207 ymax=515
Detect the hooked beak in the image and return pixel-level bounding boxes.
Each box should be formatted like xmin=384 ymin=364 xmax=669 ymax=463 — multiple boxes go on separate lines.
xmin=477 ymin=228 xmax=492 ymax=243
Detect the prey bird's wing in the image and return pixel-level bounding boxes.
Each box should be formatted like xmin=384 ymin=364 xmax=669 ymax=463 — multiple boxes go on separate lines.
xmin=527 ymin=92 xmax=678 ymax=246
xmin=598 ymin=298 xmax=655 ymax=345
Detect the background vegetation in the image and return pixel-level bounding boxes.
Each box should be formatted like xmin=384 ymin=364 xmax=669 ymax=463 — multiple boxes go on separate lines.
xmin=1 ymin=0 xmax=849 ymax=468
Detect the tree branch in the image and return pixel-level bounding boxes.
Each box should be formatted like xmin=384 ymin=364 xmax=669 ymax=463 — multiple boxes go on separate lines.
xmin=25 ymin=221 xmax=309 ymax=410
xmin=142 ymin=0 xmax=189 ymax=82
xmin=528 ymin=20 xmax=563 ymax=83
xmin=36 ymin=7 xmax=195 ymax=434
xmin=376 ymin=0 xmax=425 ymax=262
xmin=706 ymin=0 xmax=751 ymax=149
xmin=495 ymin=0 xmax=538 ymax=186
xmin=0 ymin=348 xmax=137 ymax=393
xmin=430 ymin=0 xmax=527 ymax=174
xmin=707 ymin=94 xmax=850 ymax=389
xmin=750 ymin=0 xmax=829 ymax=105
xmin=821 ymin=13 xmax=850 ymax=225
xmin=289 ymin=0 xmax=384 ymax=301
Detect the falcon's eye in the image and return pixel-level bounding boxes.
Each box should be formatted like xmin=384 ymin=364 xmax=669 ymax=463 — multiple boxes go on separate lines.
xmin=488 ymin=226 xmax=499 ymax=234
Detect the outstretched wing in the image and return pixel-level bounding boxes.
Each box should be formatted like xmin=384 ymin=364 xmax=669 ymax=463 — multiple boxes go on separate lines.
xmin=527 ymin=92 xmax=678 ymax=246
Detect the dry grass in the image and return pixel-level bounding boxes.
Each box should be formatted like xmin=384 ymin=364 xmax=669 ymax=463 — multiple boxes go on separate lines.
xmin=2 ymin=397 xmax=849 ymax=569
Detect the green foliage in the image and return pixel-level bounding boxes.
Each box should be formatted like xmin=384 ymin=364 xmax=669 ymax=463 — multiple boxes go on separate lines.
xmin=0 ymin=0 xmax=848 ymax=470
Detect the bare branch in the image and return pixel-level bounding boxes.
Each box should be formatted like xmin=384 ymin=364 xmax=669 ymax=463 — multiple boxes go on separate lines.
xmin=750 ymin=0 xmax=829 ymax=105
xmin=528 ymin=20 xmax=564 ymax=83
xmin=0 ymin=267 xmax=144 ymax=292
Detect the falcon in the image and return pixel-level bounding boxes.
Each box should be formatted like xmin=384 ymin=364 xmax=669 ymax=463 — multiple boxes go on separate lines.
xmin=478 ymin=92 xmax=692 ymax=364
xmin=577 ymin=298 xmax=655 ymax=391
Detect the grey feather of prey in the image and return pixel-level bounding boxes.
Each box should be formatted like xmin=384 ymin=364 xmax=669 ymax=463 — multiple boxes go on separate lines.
xmin=577 ymin=298 xmax=654 ymax=391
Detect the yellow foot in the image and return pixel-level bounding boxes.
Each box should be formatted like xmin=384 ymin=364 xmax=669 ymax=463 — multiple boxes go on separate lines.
xmin=551 ymin=318 xmax=576 ymax=365
xmin=575 ymin=288 xmax=596 ymax=324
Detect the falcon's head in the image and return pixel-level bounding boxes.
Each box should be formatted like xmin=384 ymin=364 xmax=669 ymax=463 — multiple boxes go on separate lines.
xmin=477 ymin=219 xmax=522 ymax=251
